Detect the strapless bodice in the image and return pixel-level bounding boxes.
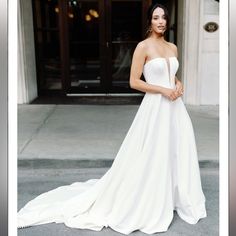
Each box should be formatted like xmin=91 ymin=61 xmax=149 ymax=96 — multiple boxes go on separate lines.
xmin=143 ymin=57 xmax=179 ymax=89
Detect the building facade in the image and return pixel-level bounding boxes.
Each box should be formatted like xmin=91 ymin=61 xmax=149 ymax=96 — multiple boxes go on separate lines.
xmin=18 ymin=0 xmax=219 ymax=105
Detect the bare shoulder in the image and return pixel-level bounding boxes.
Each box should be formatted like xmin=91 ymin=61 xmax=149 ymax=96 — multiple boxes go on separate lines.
xmin=136 ymin=39 xmax=148 ymax=51
xmin=133 ymin=40 xmax=149 ymax=58
xmin=167 ymin=42 xmax=178 ymax=57
xmin=167 ymin=42 xmax=177 ymax=50
xmin=131 ymin=40 xmax=148 ymax=71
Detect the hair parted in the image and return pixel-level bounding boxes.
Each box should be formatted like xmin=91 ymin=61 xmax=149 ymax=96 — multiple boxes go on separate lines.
xmin=145 ymin=3 xmax=170 ymax=38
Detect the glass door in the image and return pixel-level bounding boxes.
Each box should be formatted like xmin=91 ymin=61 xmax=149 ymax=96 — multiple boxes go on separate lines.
xmin=66 ymin=0 xmax=147 ymax=94
xmin=32 ymin=0 xmax=153 ymax=94
xmin=66 ymin=0 xmax=106 ymax=93
xmin=107 ymin=0 xmax=144 ymax=92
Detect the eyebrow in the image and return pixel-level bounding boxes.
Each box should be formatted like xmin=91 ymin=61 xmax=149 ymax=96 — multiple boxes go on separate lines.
xmin=152 ymin=14 xmax=166 ymax=17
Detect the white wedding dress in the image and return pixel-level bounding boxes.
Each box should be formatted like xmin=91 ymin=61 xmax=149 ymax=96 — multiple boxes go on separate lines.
xmin=18 ymin=57 xmax=207 ymax=234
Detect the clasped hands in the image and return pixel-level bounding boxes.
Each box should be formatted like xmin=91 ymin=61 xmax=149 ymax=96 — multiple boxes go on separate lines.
xmin=161 ymin=80 xmax=184 ymax=101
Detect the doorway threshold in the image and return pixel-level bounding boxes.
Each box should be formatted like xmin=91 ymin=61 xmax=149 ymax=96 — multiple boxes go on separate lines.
xmin=31 ymin=94 xmax=144 ymax=105
xmin=66 ymin=93 xmax=143 ymax=97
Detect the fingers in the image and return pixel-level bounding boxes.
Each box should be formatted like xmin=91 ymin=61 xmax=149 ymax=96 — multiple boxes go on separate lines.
xmin=175 ymin=83 xmax=184 ymax=94
xmin=165 ymin=88 xmax=184 ymax=101
xmin=170 ymin=90 xmax=183 ymax=101
xmin=169 ymin=92 xmax=178 ymax=101
xmin=175 ymin=87 xmax=184 ymax=95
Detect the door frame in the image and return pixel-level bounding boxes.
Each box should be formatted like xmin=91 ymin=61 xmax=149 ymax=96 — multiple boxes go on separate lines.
xmin=65 ymin=0 xmax=151 ymax=94
xmin=33 ymin=0 xmax=180 ymax=95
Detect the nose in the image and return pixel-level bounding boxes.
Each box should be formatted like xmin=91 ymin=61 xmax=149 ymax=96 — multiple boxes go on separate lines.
xmin=158 ymin=18 xmax=164 ymax=25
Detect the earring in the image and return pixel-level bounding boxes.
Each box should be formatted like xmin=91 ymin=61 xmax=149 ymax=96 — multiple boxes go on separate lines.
xmin=146 ymin=26 xmax=152 ymax=35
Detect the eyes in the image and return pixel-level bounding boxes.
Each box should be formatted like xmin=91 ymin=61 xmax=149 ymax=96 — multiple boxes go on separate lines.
xmin=152 ymin=15 xmax=167 ymax=20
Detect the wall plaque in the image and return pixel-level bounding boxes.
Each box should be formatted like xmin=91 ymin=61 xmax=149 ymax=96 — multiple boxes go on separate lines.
xmin=204 ymin=22 xmax=219 ymax=32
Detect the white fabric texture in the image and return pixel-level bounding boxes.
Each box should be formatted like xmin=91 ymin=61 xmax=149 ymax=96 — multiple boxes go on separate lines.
xmin=18 ymin=57 xmax=207 ymax=234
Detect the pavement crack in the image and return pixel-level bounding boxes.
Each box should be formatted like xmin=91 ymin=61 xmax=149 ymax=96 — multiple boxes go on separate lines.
xmin=19 ymin=105 xmax=57 ymax=154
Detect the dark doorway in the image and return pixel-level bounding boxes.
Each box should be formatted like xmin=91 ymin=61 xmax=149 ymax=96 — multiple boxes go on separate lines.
xmin=32 ymin=0 xmax=177 ymax=95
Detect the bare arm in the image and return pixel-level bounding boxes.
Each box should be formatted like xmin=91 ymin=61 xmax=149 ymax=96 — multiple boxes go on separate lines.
xmin=170 ymin=43 xmax=184 ymax=94
xmin=129 ymin=42 xmax=165 ymax=94
xmin=175 ymin=76 xmax=181 ymax=84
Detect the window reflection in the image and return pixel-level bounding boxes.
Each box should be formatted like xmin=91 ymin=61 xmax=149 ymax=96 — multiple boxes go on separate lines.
xmin=111 ymin=1 xmax=142 ymax=88
xmin=68 ymin=1 xmax=101 ymax=89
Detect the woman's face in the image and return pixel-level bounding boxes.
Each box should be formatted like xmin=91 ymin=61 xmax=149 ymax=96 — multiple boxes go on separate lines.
xmin=151 ymin=7 xmax=167 ymax=35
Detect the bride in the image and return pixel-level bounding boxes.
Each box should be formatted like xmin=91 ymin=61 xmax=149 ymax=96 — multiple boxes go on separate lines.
xmin=18 ymin=3 xmax=207 ymax=235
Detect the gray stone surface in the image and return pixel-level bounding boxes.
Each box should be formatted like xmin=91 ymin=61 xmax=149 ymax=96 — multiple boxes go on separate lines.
xmin=187 ymin=105 xmax=219 ymax=161
xmin=18 ymin=105 xmax=56 ymax=153
xmin=18 ymin=105 xmax=138 ymax=160
xmin=18 ymin=104 xmax=219 ymax=161
xmin=18 ymin=0 xmax=38 ymax=103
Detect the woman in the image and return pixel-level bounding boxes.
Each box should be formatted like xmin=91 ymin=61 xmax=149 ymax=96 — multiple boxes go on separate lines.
xmin=18 ymin=3 xmax=207 ymax=234
xmin=130 ymin=4 xmax=183 ymax=101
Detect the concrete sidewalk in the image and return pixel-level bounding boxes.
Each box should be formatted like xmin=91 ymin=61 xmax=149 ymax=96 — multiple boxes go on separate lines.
xmin=18 ymin=104 xmax=219 ymax=161
xmin=17 ymin=104 xmax=219 ymax=236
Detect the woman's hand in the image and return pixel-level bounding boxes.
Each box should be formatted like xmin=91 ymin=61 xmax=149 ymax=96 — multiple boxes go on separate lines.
xmin=161 ymin=87 xmax=180 ymax=101
xmin=175 ymin=79 xmax=184 ymax=96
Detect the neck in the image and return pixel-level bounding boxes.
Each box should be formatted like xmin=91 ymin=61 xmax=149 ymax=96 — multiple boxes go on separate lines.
xmin=150 ymin=32 xmax=165 ymax=42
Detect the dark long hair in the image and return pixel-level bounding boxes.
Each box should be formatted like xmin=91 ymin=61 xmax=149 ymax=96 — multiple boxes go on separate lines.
xmin=146 ymin=3 xmax=170 ymax=38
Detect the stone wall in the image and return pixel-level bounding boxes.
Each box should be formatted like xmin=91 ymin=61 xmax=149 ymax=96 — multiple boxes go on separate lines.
xmin=18 ymin=0 xmax=37 ymax=104
xmin=181 ymin=0 xmax=219 ymax=105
